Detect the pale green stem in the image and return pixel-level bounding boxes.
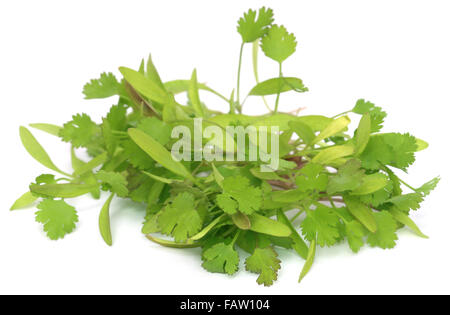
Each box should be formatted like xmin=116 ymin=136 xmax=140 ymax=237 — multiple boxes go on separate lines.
xmin=236 ymin=42 xmax=245 ymax=111
xmin=274 ymin=62 xmax=283 ymax=114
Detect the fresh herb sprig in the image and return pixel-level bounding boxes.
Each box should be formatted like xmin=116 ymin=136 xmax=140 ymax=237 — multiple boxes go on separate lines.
xmin=11 ymin=8 xmax=439 ymax=286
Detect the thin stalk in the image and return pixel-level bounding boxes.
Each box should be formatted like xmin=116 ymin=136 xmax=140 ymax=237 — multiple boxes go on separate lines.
xmin=236 ymin=42 xmax=245 ymax=110
xmin=231 ymin=230 xmax=241 ymax=247
xmin=274 ymin=62 xmax=283 ymax=114
xmin=398 ymin=177 xmax=417 ymax=192
xmin=331 ymin=110 xmax=352 ymax=119
xmin=252 ymin=40 xmax=272 ymax=112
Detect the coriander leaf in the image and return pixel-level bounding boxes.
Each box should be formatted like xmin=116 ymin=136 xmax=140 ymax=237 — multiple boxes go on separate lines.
xmin=122 ymin=139 xmax=155 ymax=170
xmin=216 ymin=194 xmax=238 ymax=214
xmin=35 ymin=199 xmax=78 ymax=240
xmin=237 ymin=7 xmax=274 ymax=43
xmin=327 ymin=159 xmax=365 ymax=194
xmin=361 ymin=133 xmax=417 ymax=170
xmin=105 ymin=104 xmax=127 ymax=131
xmin=59 ymin=114 xmax=99 ymax=148
xmin=34 ymin=174 xmax=57 ymax=185
xmin=296 ymin=163 xmax=328 ymax=193
xmin=352 ymin=99 xmax=387 ymax=132
xmin=359 ymin=180 xmax=394 ymax=208
xmin=137 ymin=117 xmax=171 ymax=146
xmin=245 ymin=247 xmax=281 ymax=286
xmin=386 ymin=193 xmax=424 ymax=213
xmin=416 ymin=177 xmax=440 ymax=196
xmin=367 ymin=211 xmax=398 ymax=249
xmin=217 ymin=176 xmax=262 ymax=215
xmin=83 ymin=73 xmax=122 ymax=99
xmin=96 ymin=171 xmax=128 ymax=197
xmin=202 ymin=243 xmax=240 ymax=275
xmin=158 ymin=192 xmax=202 ymax=243
xmin=261 ymin=25 xmax=297 ymax=63
xmin=301 ymin=205 xmax=341 ymax=247
xmin=345 ymin=221 xmax=366 ymax=253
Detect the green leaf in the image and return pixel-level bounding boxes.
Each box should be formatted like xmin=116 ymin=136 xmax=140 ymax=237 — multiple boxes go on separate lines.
xmin=245 ymin=247 xmax=281 ymax=286
xmin=312 ymin=116 xmax=351 ymax=145
xmin=352 ymin=99 xmax=387 ymax=132
xmin=390 ymin=208 xmax=428 ymax=239
xmin=128 ymin=128 xmax=195 ymax=181
xmin=354 ymin=113 xmax=371 ymax=155
xmin=296 ymin=163 xmax=328 ymax=193
xmin=231 ymin=212 xmax=252 ymax=230
xmin=35 ymin=199 xmax=78 ymax=240
xmin=188 ymin=69 xmax=205 ymax=117
xmin=143 ymin=171 xmax=182 ymax=184
xmin=164 ymin=80 xmax=228 ymax=102
xmin=99 ymin=194 xmax=114 ymax=246
xmin=96 ymin=171 xmax=128 ymax=197
xmin=249 ymin=214 xmax=291 ymax=237
xmin=386 ymin=193 xmax=424 ymax=212
xmin=361 ymin=133 xmax=417 ymax=171
xmin=119 ymin=67 xmax=169 ymax=104
xmin=158 ymin=192 xmax=202 ymax=243
xmin=312 ymin=145 xmax=354 ymax=165
xmin=10 ymin=192 xmax=38 ymax=211
xmin=19 ymin=126 xmax=69 ymax=176
xmin=216 ymin=176 xmax=262 ymax=215
xmin=416 ymin=177 xmax=440 ymax=196
xmin=29 ymin=123 xmax=62 ymax=137
xmin=250 ymin=167 xmax=285 ymax=181
xmin=146 ymin=235 xmax=199 ymax=248
xmin=289 ymin=120 xmax=315 ymax=146
xmin=301 ymin=205 xmax=341 ymax=247
xmin=351 ymin=173 xmax=389 ymax=195
xmin=237 ymin=7 xmax=274 ymax=43
xmin=211 ymin=163 xmax=224 ymax=188
xmin=277 ymin=210 xmax=308 ymax=259
xmin=202 ymin=243 xmax=240 ymax=275
xmin=73 ymin=152 xmax=108 ymax=177
xmin=30 ymin=183 xmax=99 ymax=199
xmin=83 ymin=73 xmax=122 ymax=99
xmin=367 ymin=211 xmax=398 ymax=249
xmin=59 ymin=114 xmax=99 ymax=148
xmin=249 ymin=77 xmax=308 ymax=96
xmin=344 ymin=196 xmax=377 ymax=233
xmin=261 ymin=25 xmax=297 ymax=63
xmin=345 ymin=221 xmax=366 ymax=253
xmin=145 ymin=54 xmax=165 ymax=88
xmin=415 ymin=138 xmax=429 ymax=151
xmin=327 ymin=159 xmax=365 ymax=194
xmin=298 ymin=238 xmax=316 ymax=283
xmin=191 ymin=215 xmax=227 ymax=241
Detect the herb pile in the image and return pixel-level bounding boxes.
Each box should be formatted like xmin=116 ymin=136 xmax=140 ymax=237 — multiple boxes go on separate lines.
xmin=11 ymin=7 xmax=439 ymax=286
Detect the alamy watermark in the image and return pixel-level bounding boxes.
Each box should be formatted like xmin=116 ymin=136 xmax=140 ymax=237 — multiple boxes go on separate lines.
xmin=170 ymin=118 xmax=280 ymax=172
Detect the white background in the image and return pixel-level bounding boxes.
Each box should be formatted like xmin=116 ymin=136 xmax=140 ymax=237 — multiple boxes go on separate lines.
xmin=0 ymin=0 xmax=449 ymax=295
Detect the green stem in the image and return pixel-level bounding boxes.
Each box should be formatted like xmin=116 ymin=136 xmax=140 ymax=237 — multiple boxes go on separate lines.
xmin=331 ymin=110 xmax=352 ymax=119
xmin=236 ymin=42 xmax=245 ymax=110
xmin=274 ymin=62 xmax=283 ymax=114
xmin=290 ymin=209 xmax=304 ymax=223
xmin=398 ymin=177 xmax=417 ymax=192
xmin=231 ymin=230 xmax=241 ymax=247
xmin=252 ymin=40 xmax=272 ymax=112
